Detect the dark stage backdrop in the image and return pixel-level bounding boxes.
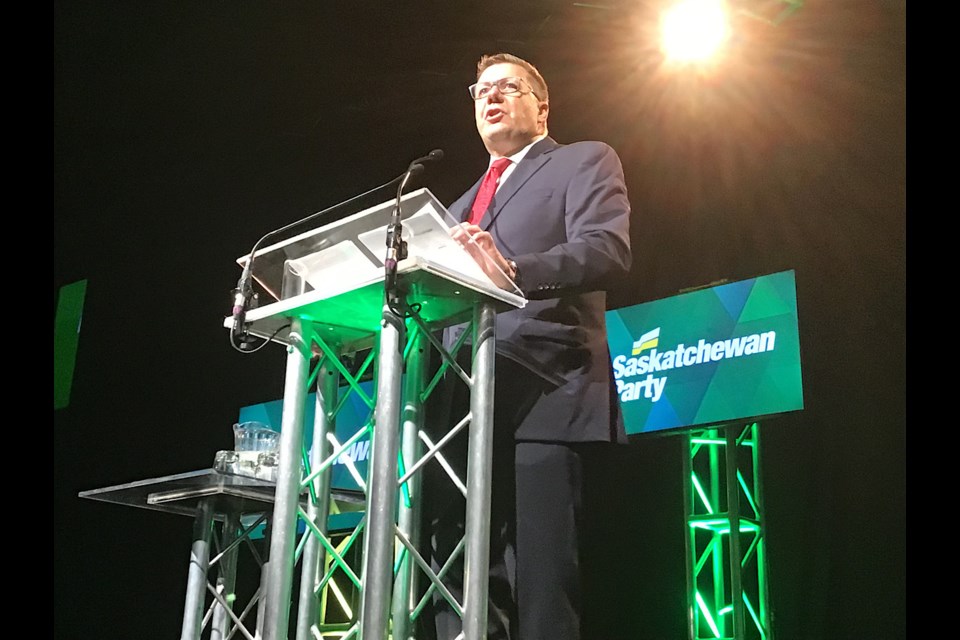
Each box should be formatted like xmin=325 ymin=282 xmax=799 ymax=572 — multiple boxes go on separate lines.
xmin=54 ymin=2 xmax=905 ymax=639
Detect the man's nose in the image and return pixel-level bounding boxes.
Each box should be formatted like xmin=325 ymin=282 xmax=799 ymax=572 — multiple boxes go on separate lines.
xmin=485 ymin=85 xmax=505 ymax=102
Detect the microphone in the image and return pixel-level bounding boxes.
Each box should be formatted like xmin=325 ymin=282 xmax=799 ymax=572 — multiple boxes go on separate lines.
xmin=410 ymin=148 xmax=444 ymax=169
xmin=230 ymin=150 xmax=444 ymax=345
xmin=384 ymin=150 xmax=445 ymax=307
xmin=404 ymin=149 xmax=444 ymax=185
xmin=392 ymin=149 xmax=444 ymax=228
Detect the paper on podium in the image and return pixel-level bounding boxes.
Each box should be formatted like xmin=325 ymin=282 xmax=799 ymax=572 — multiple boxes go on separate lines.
xmin=284 ymin=240 xmax=382 ymax=299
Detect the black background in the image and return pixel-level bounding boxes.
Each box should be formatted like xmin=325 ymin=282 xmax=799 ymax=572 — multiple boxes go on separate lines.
xmin=54 ymin=2 xmax=905 ymax=639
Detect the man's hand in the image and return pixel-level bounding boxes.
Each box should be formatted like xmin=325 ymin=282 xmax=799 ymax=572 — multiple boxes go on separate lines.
xmin=451 ymin=223 xmax=517 ymax=289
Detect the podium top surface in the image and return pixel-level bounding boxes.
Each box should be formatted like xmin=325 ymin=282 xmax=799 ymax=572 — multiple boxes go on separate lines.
xmin=228 ymin=258 xmax=526 ymax=350
xmin=228 ymin=188 xmax=525 ymax=349
xmin=239 ymin=188 xmax=523 ymax=302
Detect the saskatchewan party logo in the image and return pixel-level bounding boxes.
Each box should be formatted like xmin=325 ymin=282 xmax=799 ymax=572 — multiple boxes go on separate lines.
xmin=632 ymin=328 xmax=659 ymax=355
xmin=613 ymin=326 xmax=777 ymax=404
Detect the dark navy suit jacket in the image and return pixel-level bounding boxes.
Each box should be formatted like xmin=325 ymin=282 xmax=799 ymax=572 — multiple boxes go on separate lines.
xmin=446 ymin=136 xmax=632 ymax=443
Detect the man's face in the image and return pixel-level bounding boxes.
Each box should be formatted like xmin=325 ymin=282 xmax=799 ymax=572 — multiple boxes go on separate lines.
xmin=474 ymin=63 xmax=548 ymax=157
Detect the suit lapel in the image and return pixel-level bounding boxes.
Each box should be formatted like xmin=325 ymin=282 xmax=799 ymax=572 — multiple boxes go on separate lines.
xmin=479 ymin=137 xmax=558 ymax=230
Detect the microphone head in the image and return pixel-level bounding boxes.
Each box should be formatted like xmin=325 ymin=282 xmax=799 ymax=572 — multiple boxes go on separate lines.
xmin=408 ymin=163 xmax=426 ymax=178
xmin=409 ymin=149 xmax=444 ymax=169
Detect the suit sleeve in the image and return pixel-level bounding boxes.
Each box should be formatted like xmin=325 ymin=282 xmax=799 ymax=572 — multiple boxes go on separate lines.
xmin=513 ymin=142 xmax=632 ymax=298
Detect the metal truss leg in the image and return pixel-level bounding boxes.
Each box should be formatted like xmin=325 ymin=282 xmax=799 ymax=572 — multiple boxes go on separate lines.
xmin=181 ymin=498 xmax=215 ymax=640
xmin=462 ymin=301 xmax=496 ymax=640
xmin=295 ymin=362 xmax=339 ymax=640
xmin=211 ymin=512 xmax=241 ymax=640
xmin=262 ymin=317 xmax=313 ymax=640
xmin=391 ymin=327 xmax=428 ymax=640
xmin=359 ymin=303 xmax=406 ymax=640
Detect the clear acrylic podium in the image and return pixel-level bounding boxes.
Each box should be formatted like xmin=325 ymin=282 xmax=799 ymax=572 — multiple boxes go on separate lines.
xmin=223 ymin=188 xmax=525 ymax=640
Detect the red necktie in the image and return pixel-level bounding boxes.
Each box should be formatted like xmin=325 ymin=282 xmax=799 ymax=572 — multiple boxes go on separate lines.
xmin=468 ymin=157 xmax=512 ymax=225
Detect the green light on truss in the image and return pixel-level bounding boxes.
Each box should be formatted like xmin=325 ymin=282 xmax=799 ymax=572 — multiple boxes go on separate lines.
xmin=690 ymin=519 xmax=761 ymax=534
xmin=737 ymin=470 xmax=759 ymax=515
xmin=691 ymin=473 xmax=715 ymax=514
xmin=744 ymin=592 xmax=767 ymax=637
xmin=691 ymin=437 xmax=727 ymax=446
xmin=691 ymin=436 xmax=757 ymax=448
xmin=694 ymin=590 xmax=722 ymax=638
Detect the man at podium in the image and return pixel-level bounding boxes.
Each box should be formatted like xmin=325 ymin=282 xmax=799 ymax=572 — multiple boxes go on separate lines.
xmin=426 ymin=52 xmax=633 ymax=640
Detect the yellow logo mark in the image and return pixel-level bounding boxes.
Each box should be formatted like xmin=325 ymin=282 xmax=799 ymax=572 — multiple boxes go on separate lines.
xmin=631 ymin=327 xmax=660 ymax=356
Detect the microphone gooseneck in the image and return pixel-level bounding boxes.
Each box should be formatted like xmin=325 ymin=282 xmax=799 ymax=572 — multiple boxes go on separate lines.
xmin=384 ymin=150 xmax=445 ymax=314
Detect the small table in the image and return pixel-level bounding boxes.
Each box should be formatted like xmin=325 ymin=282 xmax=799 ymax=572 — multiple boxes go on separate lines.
xmin=79 ymin=469 xmax=363 ymax=640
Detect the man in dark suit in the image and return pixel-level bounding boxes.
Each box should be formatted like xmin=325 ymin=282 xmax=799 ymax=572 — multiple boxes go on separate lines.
xmin=425 ymin=52 xmax=632 ymax=640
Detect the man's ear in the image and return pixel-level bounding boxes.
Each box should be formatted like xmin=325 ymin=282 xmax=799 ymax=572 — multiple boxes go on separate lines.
xmin=538 ymin=101 xmax=549 ymax=127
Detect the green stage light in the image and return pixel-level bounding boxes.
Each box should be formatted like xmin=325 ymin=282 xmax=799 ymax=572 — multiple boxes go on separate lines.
xmin=695 ymin=590 xmax=724 ymax=638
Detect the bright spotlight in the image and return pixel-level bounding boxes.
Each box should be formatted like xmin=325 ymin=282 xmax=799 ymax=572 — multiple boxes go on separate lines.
xmin=660 ymin=0 xmax=732 ymax=63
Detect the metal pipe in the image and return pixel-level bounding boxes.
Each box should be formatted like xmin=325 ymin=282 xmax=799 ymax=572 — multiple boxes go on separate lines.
xmin=358 ymin=304 xmax=405 ymax=639
xmin=262 ymin=318 xmax=312 ymax=640
xmin=461 ymin=302 xmax=496 ymax=640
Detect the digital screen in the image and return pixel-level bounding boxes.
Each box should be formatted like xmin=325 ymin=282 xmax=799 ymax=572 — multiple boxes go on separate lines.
xmin=606 ymin=270 xmax=804 ymax=436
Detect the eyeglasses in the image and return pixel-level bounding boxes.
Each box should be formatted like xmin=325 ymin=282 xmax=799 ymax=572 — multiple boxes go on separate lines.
xmin=468 ymin=76 xmax=539 ymax=101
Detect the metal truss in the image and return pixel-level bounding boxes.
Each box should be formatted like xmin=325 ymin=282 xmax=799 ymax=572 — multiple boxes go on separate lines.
xmin=683 ymin=422 xmax=774 ymax=640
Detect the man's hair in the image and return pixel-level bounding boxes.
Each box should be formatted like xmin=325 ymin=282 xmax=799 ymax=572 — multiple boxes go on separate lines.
xmin=476 ymin=53 xmax=549 ymax=103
